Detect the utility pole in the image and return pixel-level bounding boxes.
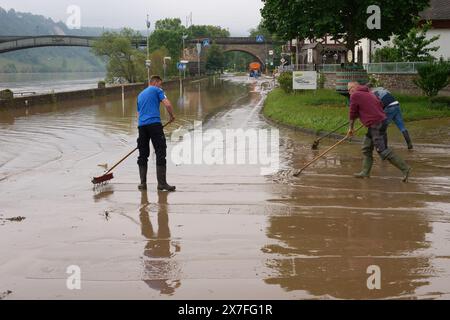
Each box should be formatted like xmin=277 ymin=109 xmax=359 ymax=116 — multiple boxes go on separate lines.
xmin=146 ymin=14 xmax=151 ymax=86
xmin=196 ymin=41 xmax=202 ymax=77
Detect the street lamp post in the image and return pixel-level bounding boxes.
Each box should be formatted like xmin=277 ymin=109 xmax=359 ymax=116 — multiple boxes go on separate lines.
xmin=146 ymin=14 xmax=151 ymax=85
xmin=163 ymin=56 xmax=172 ymax=81
xmin=182 ymin=34 xmax=188 ymax=78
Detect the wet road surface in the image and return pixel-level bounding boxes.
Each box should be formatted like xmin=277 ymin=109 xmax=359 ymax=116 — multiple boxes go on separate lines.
xmin=0 ymin=76 xmax=450 ymax=299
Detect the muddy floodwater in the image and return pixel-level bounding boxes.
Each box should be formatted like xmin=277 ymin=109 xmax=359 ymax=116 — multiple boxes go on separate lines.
xmin=1 ymin=75 xmax=450 ymax=299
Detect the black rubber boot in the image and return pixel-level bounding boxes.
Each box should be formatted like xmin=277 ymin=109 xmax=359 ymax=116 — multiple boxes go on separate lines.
xmin=156 ymin=166 xmax=176 ymax=192
xmin=138 ymin=165 xmax=148 ymax=191
xmin=402 ymin=130 xmax=414 ymax=150
xmin=354 ymin=156 xmax=374 ymax=179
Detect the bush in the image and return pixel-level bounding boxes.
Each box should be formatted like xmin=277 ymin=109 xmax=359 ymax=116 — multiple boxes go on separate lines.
xmin=0 ymin=89 xmax=14 ymax=100
xmin=277 ymin=72 xmax=293 ymax=93
xmin=98 ymin=81 xmax=106 ymax=89
xmin=368 ymin=74 xmax=383 ymax=88
xmin=318 ymin=72 xmax=326 ymax=89
xmin=430 ymin=96 xmax=450 ymax=107
xmin=414 ymin=61 xmax=450 ymax=97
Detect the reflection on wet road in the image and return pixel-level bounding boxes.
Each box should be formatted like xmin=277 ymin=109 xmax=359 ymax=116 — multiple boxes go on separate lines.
xmin=0 ymin=76 xmax=449 ymax=299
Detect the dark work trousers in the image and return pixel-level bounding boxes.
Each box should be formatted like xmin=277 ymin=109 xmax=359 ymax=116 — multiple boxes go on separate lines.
xmin=137 ymin=123 xmax=167 ymax=167
xmin=363 ymin=120 xmax=391 ymax=160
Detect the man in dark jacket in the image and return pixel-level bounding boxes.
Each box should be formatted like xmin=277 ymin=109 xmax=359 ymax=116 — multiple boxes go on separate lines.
xmin=347 ymin=82 xmax=411 ymax=182
xmin=372 ymin=87 xmax=413 ymax=150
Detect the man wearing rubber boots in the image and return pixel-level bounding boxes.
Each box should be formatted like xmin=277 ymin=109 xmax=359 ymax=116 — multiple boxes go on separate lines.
xmin=137 ymin=75 xmax=176 ymax=192
xmin=347 ymin=82 xmax=412 ymax=183
xmin=372 ymin=86 xmax=414 ymax=150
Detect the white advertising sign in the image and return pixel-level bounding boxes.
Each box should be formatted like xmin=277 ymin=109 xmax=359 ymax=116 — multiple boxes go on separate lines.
xmin=293 ymin=71 xmax=318 ymax=90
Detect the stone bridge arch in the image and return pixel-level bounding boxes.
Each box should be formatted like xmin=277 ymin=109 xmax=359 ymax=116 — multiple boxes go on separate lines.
xmin=186 ymin=37 xmax=275 ymax=74
xmin=220 ymin=46 xmax=266 ymax=69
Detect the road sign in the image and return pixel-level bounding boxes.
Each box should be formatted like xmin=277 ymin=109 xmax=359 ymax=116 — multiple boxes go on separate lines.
xmin=196 ymin=43 xmax=202 ymax=55
xmin=293 ymin=71 xmax=318 ymax=90
xmin=145 ymin=60 xmax=151 ymax=68
xmin=202 ymin=38 xmax=210 ymax=47
xmin=177 ymin=62 xmax=187 ymax=71
xmin=256 ymin=35 xmax=265 ymax=43
xmin=269 ymin=50 xmax=274 ymax=56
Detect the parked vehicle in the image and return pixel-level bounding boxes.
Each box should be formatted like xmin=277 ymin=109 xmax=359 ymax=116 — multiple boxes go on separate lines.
xmin=249 ymin=62 xmax=262 ymax=78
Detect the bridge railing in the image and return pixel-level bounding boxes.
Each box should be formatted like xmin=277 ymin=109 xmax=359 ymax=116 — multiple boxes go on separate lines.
xmin=0 ymin=36 xmax=98 ymax=53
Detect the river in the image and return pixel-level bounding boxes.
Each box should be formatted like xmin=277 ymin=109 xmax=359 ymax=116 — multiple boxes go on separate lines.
xmin=0 ymin=75 xmax=450 ymax=299
xmin=0 ymin=72 xmax=106 ymax=95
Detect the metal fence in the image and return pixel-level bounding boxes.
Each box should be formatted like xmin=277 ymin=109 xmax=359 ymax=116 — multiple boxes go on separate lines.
xmin=279 ymin=62 xmax=428 ymax=74
xmin=363 ymin=62 xmax=427 ymax=74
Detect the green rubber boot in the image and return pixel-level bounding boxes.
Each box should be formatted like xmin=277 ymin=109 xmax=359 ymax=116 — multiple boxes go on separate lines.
xmin=355 ymin=135 xmax=374 ymax=179
xmin=386 ymin=151 xmax=412 ymax=183
xmin=354 ymin=156 xmax=374 ymax=179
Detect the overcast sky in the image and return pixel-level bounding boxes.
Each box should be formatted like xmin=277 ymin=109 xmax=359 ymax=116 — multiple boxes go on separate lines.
xmin=1 ymin=0 xmax=264 ymax=35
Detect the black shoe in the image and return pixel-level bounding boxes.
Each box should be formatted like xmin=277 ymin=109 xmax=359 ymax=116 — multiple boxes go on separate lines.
xmin=156 ymin=165 xmax=176 ymax=192
xmin=138 ymin=165 xmax=148 ymax=190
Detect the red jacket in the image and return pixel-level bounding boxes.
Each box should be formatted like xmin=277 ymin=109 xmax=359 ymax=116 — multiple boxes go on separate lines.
xmin=349 ymin=86 xmax=386 ymax=127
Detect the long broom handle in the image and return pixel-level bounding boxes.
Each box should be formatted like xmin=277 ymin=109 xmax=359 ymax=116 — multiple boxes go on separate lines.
xmin=104 ymin=121 xmax=173 ymax=176
xmin=104 ymin=148 xmax=138 ymax=175
xmin=294 ymin=125 xmax=364 ymax=177
xmin=314 ymin=122 xmax=349 ymax=144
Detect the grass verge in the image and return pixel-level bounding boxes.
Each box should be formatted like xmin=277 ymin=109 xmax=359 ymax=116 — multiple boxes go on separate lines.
xmin=263 ymin=88 xmax=450 ymax=136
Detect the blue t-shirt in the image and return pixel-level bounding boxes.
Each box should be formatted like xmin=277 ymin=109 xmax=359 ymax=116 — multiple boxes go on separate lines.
xmin=137 ymin=86 xmax=167 ymax=127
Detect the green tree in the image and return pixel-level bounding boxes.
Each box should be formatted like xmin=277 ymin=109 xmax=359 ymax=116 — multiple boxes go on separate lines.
xmin=187 ymin=25 xmax=230 ymax=39
xmin=206 ymin=44 xmax=225 ymax=73
xmin=373 ymin=20 xmax=440 ymax=62
xmin=249 ymin=22 xmax=274 ymax=39
xmin=92 ymin=28 xmax=146 ymax=83
xmin=393 ymin=20 xmax=440 ymax=62
xmin=155 ymin=18 xmax=185 ymax=31
xmin=149 ymin=47 xmax=170 ymax=77
xmin=373 ymin=46 xmax=401 ymax=62
xmin=261 ymin=0 xmax=431 ymax=58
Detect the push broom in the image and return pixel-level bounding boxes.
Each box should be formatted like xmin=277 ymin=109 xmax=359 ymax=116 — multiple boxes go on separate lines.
xmin=311 ymin=121 xmax=349 ymax=150
xmin=92 ymin=121 xmax=173 ymax=186
xmin=294 ymin=125 xmax=364 ymax=177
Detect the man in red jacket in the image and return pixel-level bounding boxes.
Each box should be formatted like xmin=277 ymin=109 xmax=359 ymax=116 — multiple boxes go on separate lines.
xmin=347 ymin=82 xmax=411 ymax=182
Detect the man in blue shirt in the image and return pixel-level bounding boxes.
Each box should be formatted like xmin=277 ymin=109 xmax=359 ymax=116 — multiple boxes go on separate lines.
xmin=137 ymin=75 xmax=176 ymax=191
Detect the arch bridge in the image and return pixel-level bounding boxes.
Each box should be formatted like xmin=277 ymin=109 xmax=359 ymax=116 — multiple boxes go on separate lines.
xmin=0 ymin=35 xmax=146 ymax=54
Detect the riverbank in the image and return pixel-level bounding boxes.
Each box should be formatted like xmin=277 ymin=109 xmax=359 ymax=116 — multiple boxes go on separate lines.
xmin=0 ymin=76 xmax=208 ymax=108
xmin=263 ymin=88 xmax=450 ymax=137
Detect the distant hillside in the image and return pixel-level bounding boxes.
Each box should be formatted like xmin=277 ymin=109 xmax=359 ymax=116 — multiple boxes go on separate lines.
xmin=0 ymin=7 xmax=107 ymax=73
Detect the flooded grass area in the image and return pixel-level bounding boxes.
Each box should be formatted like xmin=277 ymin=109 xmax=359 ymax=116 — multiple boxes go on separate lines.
xmin=0 ymin=76 xmax=450 ymax=299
